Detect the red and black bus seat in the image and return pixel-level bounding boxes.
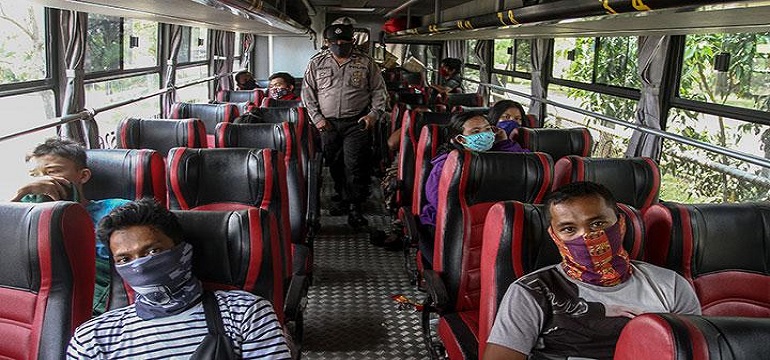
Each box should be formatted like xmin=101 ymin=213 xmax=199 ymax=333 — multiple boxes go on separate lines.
xmin=478 ymin=201 xmax=645 ymax=359
xmin=446 ymin=93 xmax=483 ymax=113
xmin=170 ymin=102 xmax=239 ymax=147
xmin=261 ymin=98 xmax=302 ymax=108
xmin=422 ymin=150 xmax=553 ymax=360
xmin=116 ymin=118 xmax=208 ymax=156
xmin=235 ymin=107 xmax=321 ymax=231
xmin=643 ymin=202 xmax=770 ymax=317
xmin=215 ymin=122 xmax=311 ymax=253
xmin=215 ymin=89 xmax=264 ymax=105
xmin=83 ymin=149 xmax=166 ymax=205
xmin=553 ymin=156 xmax=660 ymax=211
xmin=615 ymin=314 xmax=770 ymax=360
xmin=512 ymin=127 xmax=593 ymax=162
xmin=0 ymin=202 xmax=95 ymax=360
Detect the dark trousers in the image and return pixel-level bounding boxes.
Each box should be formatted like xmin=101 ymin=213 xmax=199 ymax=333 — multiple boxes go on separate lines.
xmin=321 ymin=118 xmax=372 ymax=206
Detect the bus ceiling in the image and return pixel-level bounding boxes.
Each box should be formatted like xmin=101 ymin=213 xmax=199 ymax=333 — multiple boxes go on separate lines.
xmin=383 ymin=0 xmax=770 ymax=42
xmin=28 ymin=0 xmax=312 ymax=35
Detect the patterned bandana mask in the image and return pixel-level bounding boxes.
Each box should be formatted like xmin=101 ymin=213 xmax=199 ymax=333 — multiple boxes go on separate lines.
xmin=460 ymin=131 xmax=495 ymax=152
xmin=115 ymin=242 xmax=203 ymax=320
xmin=548 ymin=216 xmax=633 ymax=287
xmin=269 ymin=87 xmax=290 ymax=100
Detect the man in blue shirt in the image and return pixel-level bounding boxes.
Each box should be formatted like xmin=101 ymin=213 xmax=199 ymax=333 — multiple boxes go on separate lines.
xmin=12 ymin=137 xmax=130 ymax=315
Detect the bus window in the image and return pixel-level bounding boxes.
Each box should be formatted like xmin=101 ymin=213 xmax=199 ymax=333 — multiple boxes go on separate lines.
xmin=85 ymin=74 xmax=160 ymax=146
xmin=123 ymin=19 xmax=158 ymax=70
xmin=0 ymin=1 xmax=46 ymax=85
xmin=86 ymin=14 xmax=121 ymax=73
xmin=176 ymin=65 xmax=209 ymax=103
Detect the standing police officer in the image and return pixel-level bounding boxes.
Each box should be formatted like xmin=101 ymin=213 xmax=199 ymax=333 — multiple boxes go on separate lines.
xmin=302 ymin=23 xmax=387 ymax=229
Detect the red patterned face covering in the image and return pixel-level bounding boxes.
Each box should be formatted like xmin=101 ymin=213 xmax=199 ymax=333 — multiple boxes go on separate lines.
xmin=548 ymin=216 xmax=632 ymax=287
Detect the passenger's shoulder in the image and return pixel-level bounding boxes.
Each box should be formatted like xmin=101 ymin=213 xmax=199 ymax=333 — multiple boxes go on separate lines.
xmin=309 ymin=50 xmax=331 ymax=63
xmin=213 ymin=289 xmax=270 ymax=309
xmin=516 ymin=264 xmax=561 ymax=284
xmin=74 ymin=305 xmax=136 ymax=336
xmin=631 ymin=260 xmax=679 ymax=278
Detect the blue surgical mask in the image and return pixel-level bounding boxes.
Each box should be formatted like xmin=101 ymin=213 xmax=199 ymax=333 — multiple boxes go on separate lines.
xmin=460 ymin=131 xmax=495 ymax=152
xmin=115 ymin=242 xmax=202 ymax=320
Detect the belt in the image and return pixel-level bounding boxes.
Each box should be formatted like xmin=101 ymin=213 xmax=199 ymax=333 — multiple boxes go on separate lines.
xmin=327 ymin=109 xmax=369 ymax=122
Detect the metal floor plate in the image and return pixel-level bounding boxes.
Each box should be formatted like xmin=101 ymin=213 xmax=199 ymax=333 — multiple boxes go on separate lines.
xmin=301 ymin=180 xmax=428 ymax=359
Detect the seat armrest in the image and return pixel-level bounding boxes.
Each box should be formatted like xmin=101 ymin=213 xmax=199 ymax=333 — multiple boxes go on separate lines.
xmin=283 ymin=274 xmax=309 ymax=321
xmin=400 ymin=206 xmax=421 ymax=246
xmin=305 ymin=154 xmax=322 ymax=231
xmin=422 ymin=269 xmax=449 ymax=313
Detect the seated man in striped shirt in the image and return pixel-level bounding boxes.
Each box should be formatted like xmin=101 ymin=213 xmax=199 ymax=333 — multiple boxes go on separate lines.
xmin=67 ymin=199 xmax=291 ymax=359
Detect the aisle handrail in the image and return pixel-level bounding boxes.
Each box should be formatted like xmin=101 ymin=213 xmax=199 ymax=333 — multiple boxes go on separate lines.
xmin=462 ymin=77 xmax=770 ymax=170
xmin=0 ymin=72 xmax=233 ymax=143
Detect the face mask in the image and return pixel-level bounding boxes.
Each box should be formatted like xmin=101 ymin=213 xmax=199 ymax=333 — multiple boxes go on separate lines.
xmin=439 ymin=68 xmax=451 ymax=78
xmin=269 ymin=87 xmax=290 ymax=100
xmin=330 ymin=42 xmax=353 ymax=58
xmin=548 ymin=216 xmax=633 ymax=287
xmin=240 ymin=79 xmax=257 ymax=90
xmin=115 ymin=242 xmax=202 ymax=319
xmin=460 ymin=131 xmax=495 ymax=152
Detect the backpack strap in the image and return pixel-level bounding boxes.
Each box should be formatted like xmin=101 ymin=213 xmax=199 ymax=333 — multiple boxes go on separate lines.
xmin=202 ymin=291 xmax=226 ymax=336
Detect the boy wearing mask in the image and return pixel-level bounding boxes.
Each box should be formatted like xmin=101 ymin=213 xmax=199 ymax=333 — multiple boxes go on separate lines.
xmin=267 ymin=72 xmax=300 ymax=101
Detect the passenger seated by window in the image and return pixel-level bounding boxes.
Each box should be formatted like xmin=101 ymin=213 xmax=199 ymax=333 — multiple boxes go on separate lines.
xmin=67 ymin=199 xmax=292 ymax=359
xmin=430 ymin=57 xmax=463 ymax=95
xmin=483 ymin=182 xmax=701 ymax=360
xmin=268 ymin=72 xmax=300 ymax=101
xmin=420 ymin=112 xmax=528 ymax=228
xmin=488 ymin=99 xmax=526 ymax=136
xmin=235 ymin=70 xmax=258 ymax=90
xmin=11 ymin=137 xmax=130 ymax=316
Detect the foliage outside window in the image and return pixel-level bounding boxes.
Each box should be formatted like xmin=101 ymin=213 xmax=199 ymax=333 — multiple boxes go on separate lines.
xmin=552 ymin=37 xmax=594 ymax=83
xmin=0 ymin=1 xmax=47 ymax=84
xmin=465 ymin=39 xmax=477 ymax=66
xmin=494 ymin=39 xmax=530 ymax=73
xmin=85 ymin=73 xmax=161 ymax=145
xmin=86 ymin=15 xmax=159 ymax=73
xmin=660 ymin=31 xmax=770 ymax=203
xmin=464 ymin=67 xmax=479 ymax=93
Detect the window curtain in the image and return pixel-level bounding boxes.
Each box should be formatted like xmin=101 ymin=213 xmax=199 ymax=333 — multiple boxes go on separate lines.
xmin=209 ymin=30 xmax=235 ymax=97
xmin=56 ymin=10 xmax=98 ymax=148
xmin=528 ymin=38 xmax=550 ymax=124
xmin=625 ymin=35 xmax=670 ymax=160
xmin=240 ymin=34 xmax=255 ymax=71
xmin=473 ymin=40 xmax=492 ymax=100
xmin=162 ymin=25 xmax=183 ymax=117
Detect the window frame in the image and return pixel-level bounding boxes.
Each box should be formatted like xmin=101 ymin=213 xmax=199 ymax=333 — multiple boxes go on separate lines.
xmin=84 ymin=15 xmax=162 ymax=82
xmin=0 ymin=6 xmax=56 ymax=99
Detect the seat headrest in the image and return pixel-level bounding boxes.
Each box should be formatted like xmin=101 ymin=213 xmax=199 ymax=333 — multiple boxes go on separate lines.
xmin=84 ymin=149 xmax=166 ymax=203
xmin=447 ymin=93 xmax=482 ymax=107
xmin=216 ymin=89 xmax=264 ymax=103
xmin=440 ymin=150 xmax=554 ymax=206
xmin=237 ymin=108 xmax=297 ymax=124
xmin=514 ymin=127 xmax=593 ymax=161
xmin=523 ymin=114 xmax=540 ymax=128
xmin=171 ymin=209 xmax=282 ymax=307
xmin=395 ymin=91 xmax=426 ymax=106
xmin=458 ymin=106 xmax=490 ymax=112
xmin=262 ymin=99 xmax=302 ymax=108
xmin=615 ymin=314 xmax=770 ymax=360
xmin=553 ymin=156 xmax=660 ymax=210
xmin=215 ymin=122 xmax=295 ymax=156
xmin=117 ymin=118 xmax=208 ymax=155
xmin=411 ymin=124 xmax=452 ymax=213
xmin=171 ymin=103 xmax=240 ymax=135
xmin=167 ymin=148 xmax=282 ymax=210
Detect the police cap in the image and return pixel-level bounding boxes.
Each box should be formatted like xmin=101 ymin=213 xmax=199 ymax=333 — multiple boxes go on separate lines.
xmin=324 ymin=24 xmax=354 ymax=41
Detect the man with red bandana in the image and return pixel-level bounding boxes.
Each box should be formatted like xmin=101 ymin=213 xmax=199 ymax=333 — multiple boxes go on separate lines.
xmin=483 ymin=182 xmax=701 ymax=360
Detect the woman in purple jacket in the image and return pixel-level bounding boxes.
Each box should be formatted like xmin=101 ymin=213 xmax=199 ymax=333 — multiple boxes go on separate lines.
xmin=418 ymin=112 xmax=529 ymax=267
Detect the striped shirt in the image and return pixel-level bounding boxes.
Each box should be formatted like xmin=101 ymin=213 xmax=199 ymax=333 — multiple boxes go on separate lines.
xmin=67 ymin=290 xmax=291 ymax=359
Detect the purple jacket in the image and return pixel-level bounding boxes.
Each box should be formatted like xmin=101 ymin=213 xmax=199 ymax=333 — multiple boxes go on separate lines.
xmin=419 ymin=139 xmax=529 ymax=226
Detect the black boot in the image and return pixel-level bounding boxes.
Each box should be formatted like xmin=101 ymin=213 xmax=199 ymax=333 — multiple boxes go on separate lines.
xmin=347 ymin=204 xmax=369 ymax=229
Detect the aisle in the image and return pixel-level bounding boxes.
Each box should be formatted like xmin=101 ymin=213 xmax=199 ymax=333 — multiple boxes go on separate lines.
xmin=301 ymin=183 xmax=428 ymax=359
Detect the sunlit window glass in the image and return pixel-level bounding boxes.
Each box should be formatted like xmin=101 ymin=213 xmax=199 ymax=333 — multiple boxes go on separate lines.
xmin=0 ymin=1 xmax=47 ymax=84
xmin=123 ymin=19 xmax=158 ymax=70
xmin=86 ymin=14 xmax=121 ymax=73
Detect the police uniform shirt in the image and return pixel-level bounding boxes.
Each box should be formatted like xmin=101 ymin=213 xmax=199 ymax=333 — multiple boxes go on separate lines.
xmin=302 ymin=50 xmax=387 ymax=124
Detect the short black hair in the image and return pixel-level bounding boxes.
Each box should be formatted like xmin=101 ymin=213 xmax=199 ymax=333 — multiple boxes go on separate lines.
xmin=441 ymin=58 xmax=462 ymax=73
xmin=544 ymin=181 xmax=618 ymax=219
xmin=235 ymin=70 xmax=253 ymax=83
xmin=268 ymin=72 xmax=295 ymax=87
xmin=488 ymin=100 xmax=526 ymax=126
xmin=26 ymin=137 xmax=87 ymax=169
xmin=97 ymin=198 xmax=183 ymax=249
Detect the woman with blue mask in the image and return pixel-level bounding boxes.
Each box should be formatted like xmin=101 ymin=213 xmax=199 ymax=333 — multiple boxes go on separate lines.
xmin=488 ymin=100 xmax=528 ymax=136
xmin=419 ymin=112 xmax=529 ymax=229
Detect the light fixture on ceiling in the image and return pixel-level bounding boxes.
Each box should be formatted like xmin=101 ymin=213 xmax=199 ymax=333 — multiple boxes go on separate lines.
xmin=328 ymin=7 xmax=377 ymax=13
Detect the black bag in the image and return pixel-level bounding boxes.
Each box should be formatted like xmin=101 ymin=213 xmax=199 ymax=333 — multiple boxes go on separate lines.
xmin=190 ymin=292 xmax=236 ymax=360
